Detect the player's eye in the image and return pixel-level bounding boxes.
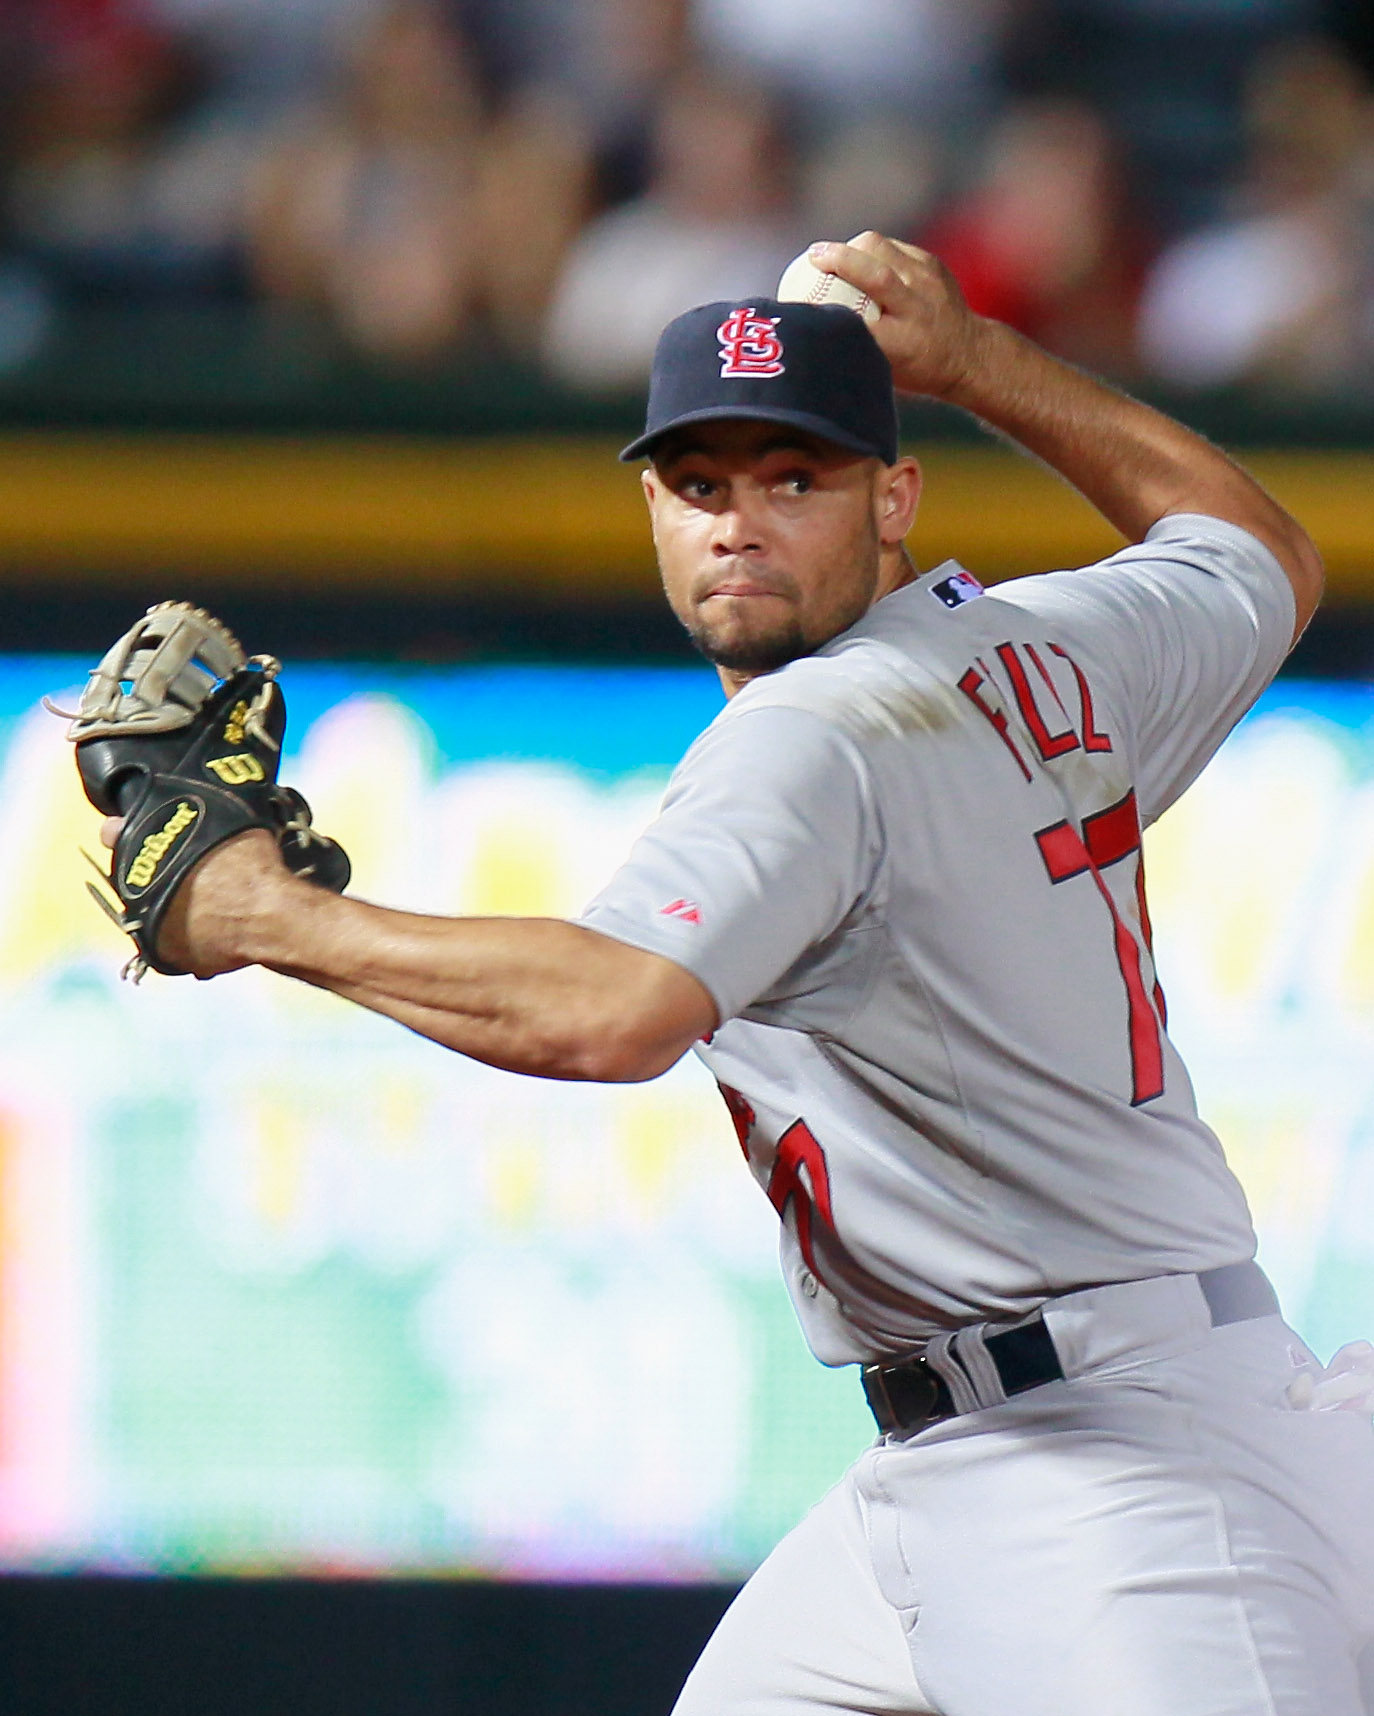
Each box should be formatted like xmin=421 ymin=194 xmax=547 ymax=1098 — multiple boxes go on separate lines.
xmin=779 ymin=471 xmax=814 ymax=495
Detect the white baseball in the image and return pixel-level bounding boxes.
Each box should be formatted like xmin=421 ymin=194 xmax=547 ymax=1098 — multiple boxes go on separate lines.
xmin=776 ymin=243 xmax=880 ymax=327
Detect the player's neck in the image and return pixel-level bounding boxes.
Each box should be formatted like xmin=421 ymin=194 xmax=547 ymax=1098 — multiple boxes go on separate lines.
xmin=879 ymin=544 xmax=920 ymax=599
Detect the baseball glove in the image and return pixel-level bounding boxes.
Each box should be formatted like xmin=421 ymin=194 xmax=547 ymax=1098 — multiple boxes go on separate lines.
xmin=56 ymin=601 xmax=350 ymax=980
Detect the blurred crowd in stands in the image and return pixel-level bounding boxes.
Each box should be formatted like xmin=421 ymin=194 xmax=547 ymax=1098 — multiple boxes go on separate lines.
xmin=2 ymin=0 xmax=1374 ymax=398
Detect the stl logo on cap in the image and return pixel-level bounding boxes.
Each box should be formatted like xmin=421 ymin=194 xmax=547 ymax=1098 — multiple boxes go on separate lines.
xmin=717 ymin=307 xmax=785 ymax=379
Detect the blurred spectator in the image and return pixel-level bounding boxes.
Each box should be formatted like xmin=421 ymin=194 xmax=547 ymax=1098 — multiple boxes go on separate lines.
xmin=1002 ymin=0 xmax=1321 ymax=236
xmin=459 ymin=0 xmax=688 ymax=202
xmin=143 ymin=0 xmax=383 ymax=114
xmin=473 ymin=84 xmax=595 ymax=356
xmin=692 ymin=0 xmax=1007 ymax=136
xmin=244 ymin=2 xmax=487 ymax=362
xmin=921 ymin=99 xmax=1151 ymax=380
xmin=799 ymin=120 xmax=941 ymax=251
xmin=6 ymin=13 xmax=248 ymax=299
xmin=542 ymin=69 xmax=797 ymax=391
xmin=1137 ymin=37 xmax=1374 ymax=395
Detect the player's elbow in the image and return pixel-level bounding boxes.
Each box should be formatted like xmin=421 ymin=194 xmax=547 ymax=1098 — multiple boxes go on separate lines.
xmin=571 ymin=1033 xmax=682 ymax=1084
xmin=435 ymin=1012 xmax=694 ymax=1083
xmin=1281 ymin=527 xmax=1325 ymax=638
xmin=567 ymin=1010 xmax=708 ymax=1084
xmin=566 ymin=958 xmax=719 ymax=1084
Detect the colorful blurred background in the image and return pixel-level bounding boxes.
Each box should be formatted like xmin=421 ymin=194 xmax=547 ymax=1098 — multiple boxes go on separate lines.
xmin=2 ymin=1 xmax=1374 ymax=1713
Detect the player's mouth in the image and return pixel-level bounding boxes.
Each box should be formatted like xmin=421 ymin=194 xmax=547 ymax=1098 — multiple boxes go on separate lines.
xmin=701 ymin=576 xmax=791 ymax=602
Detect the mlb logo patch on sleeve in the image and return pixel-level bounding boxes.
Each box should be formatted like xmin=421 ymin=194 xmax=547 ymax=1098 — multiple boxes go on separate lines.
xmin=931 ymin=570 xmax=985 ymax=609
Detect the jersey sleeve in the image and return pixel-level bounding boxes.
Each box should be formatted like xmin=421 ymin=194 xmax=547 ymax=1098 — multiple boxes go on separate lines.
xmin=1003 ymin=513 xmax=1297 ymax=824
xmin=579 ymin=701 xmax=883 ymax=1024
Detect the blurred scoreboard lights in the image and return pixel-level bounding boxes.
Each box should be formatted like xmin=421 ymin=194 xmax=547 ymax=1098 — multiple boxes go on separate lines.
xmin=0 ymin=660 xmax=1371 ymax=1579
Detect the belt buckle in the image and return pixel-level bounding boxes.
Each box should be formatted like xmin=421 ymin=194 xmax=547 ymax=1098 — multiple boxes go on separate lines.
xmin=862 ymin=1358 xmax=944 ymax=1435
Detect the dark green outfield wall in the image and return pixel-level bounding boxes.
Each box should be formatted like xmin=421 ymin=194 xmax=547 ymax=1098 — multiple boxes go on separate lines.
xmin=2 ymin=1577 xmax=1371 ymax=1716
xmin=0 ymin=1577 xmax=738 ymax=1716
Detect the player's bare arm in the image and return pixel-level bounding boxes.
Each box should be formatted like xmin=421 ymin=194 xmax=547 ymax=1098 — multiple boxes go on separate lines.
xmin=137 ymin=825 xmax=718 ymax=1081
xmin=812 ymin=232 xmax=1325 ymax=637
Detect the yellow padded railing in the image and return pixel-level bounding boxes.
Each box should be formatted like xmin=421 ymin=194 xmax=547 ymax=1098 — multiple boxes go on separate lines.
xmin=0 ymin=435 xmax=1369 ymax=598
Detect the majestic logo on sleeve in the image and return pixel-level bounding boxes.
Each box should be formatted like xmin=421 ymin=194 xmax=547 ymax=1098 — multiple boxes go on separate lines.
xmin=659 ymin=897 xmax=702 ymax=925
xmin=717 ymin=308 xmax=785 ymax=378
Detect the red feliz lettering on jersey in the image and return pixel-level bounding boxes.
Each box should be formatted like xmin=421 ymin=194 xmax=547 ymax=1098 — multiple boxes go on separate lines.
xmin=996 ymin=642 xmax=1079 ymax=762
xmin=1049 ymin=643 xmax=1112 ymax=752
xmin=717 ymin=307 xmax=785 ymax=378
xmin=958 ymin=662 xmax=1032 ymax=781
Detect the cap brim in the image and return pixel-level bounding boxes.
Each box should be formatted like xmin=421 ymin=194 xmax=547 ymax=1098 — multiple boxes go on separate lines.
xmin=619 ymin=404 xmax=892 ymax=463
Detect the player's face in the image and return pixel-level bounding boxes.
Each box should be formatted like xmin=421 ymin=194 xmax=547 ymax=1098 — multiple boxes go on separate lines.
xmin=642 ymin=422 xmax=920 ymax=685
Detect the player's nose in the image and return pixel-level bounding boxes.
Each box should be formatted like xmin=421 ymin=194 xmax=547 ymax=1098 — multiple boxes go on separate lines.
xmin=710 ymin=488 xmax=769 ymax=556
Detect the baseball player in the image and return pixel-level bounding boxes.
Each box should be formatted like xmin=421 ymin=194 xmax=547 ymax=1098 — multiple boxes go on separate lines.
xmin=105 ymin=234 xmax=1374 ymax=1714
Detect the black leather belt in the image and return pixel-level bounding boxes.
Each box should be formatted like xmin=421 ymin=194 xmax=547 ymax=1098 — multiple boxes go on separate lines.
xmin=861 ymin=1261 xmax=1280 ymax=1436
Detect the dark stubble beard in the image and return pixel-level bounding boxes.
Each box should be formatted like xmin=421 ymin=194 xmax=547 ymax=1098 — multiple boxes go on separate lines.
xmin=684 ymin=610 xmax=811 ymax=674
xmin=683 ymin=540 xmax=882 ymax=676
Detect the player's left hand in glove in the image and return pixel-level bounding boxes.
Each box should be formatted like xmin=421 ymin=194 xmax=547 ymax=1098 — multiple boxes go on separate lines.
xmin=55 ymin=601 xmax=350 ymax=980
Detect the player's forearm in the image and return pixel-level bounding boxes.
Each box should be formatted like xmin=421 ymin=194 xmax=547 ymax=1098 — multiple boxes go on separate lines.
xmin=244 ymin=879 xmax=713 ymax=1081
xmin=944 ymin=318 xmax=1323 ymax=627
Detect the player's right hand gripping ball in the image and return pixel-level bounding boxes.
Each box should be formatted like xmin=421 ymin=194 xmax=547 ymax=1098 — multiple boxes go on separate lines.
xmin=58 ymin=601 xmax=350 ymax=980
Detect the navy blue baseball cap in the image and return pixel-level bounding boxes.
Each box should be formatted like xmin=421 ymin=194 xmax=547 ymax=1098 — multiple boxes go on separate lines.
xmin=620 ymin=296 xmax=899 ymax=465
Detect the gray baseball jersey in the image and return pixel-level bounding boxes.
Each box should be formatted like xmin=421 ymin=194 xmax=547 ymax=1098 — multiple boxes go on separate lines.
xmin=581 ymin=514 xmax=1295 ymax=1365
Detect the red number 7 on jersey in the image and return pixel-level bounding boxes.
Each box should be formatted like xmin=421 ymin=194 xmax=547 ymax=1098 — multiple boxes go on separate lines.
xmin=1035 ymin=788 xmax=1166 ymax=1106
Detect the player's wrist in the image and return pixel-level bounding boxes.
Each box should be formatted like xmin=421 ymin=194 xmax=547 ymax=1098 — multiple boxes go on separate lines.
xmin=233 ymin=838 xmax=318 ymax=968
xmin=151 ymin=828 xmax=273 ymax=976
xmin=932 ymin=316 xmax=1024 ymax=411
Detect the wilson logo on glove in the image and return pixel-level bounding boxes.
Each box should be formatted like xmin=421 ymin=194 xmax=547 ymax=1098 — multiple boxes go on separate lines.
xmin=48 ymin=600 xmax=351 ymax=982
xmin=125 ymin=800 xmax=200 ymax=890
xmin=206 ymin=754 xmax=266 ymax=785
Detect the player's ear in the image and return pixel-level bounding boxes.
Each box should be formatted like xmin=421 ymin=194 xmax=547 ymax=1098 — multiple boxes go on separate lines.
xmin=877 ymin=456 xmax=922 ymax=545
xmin=640 ymin=466 xmax=666 ymax=555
